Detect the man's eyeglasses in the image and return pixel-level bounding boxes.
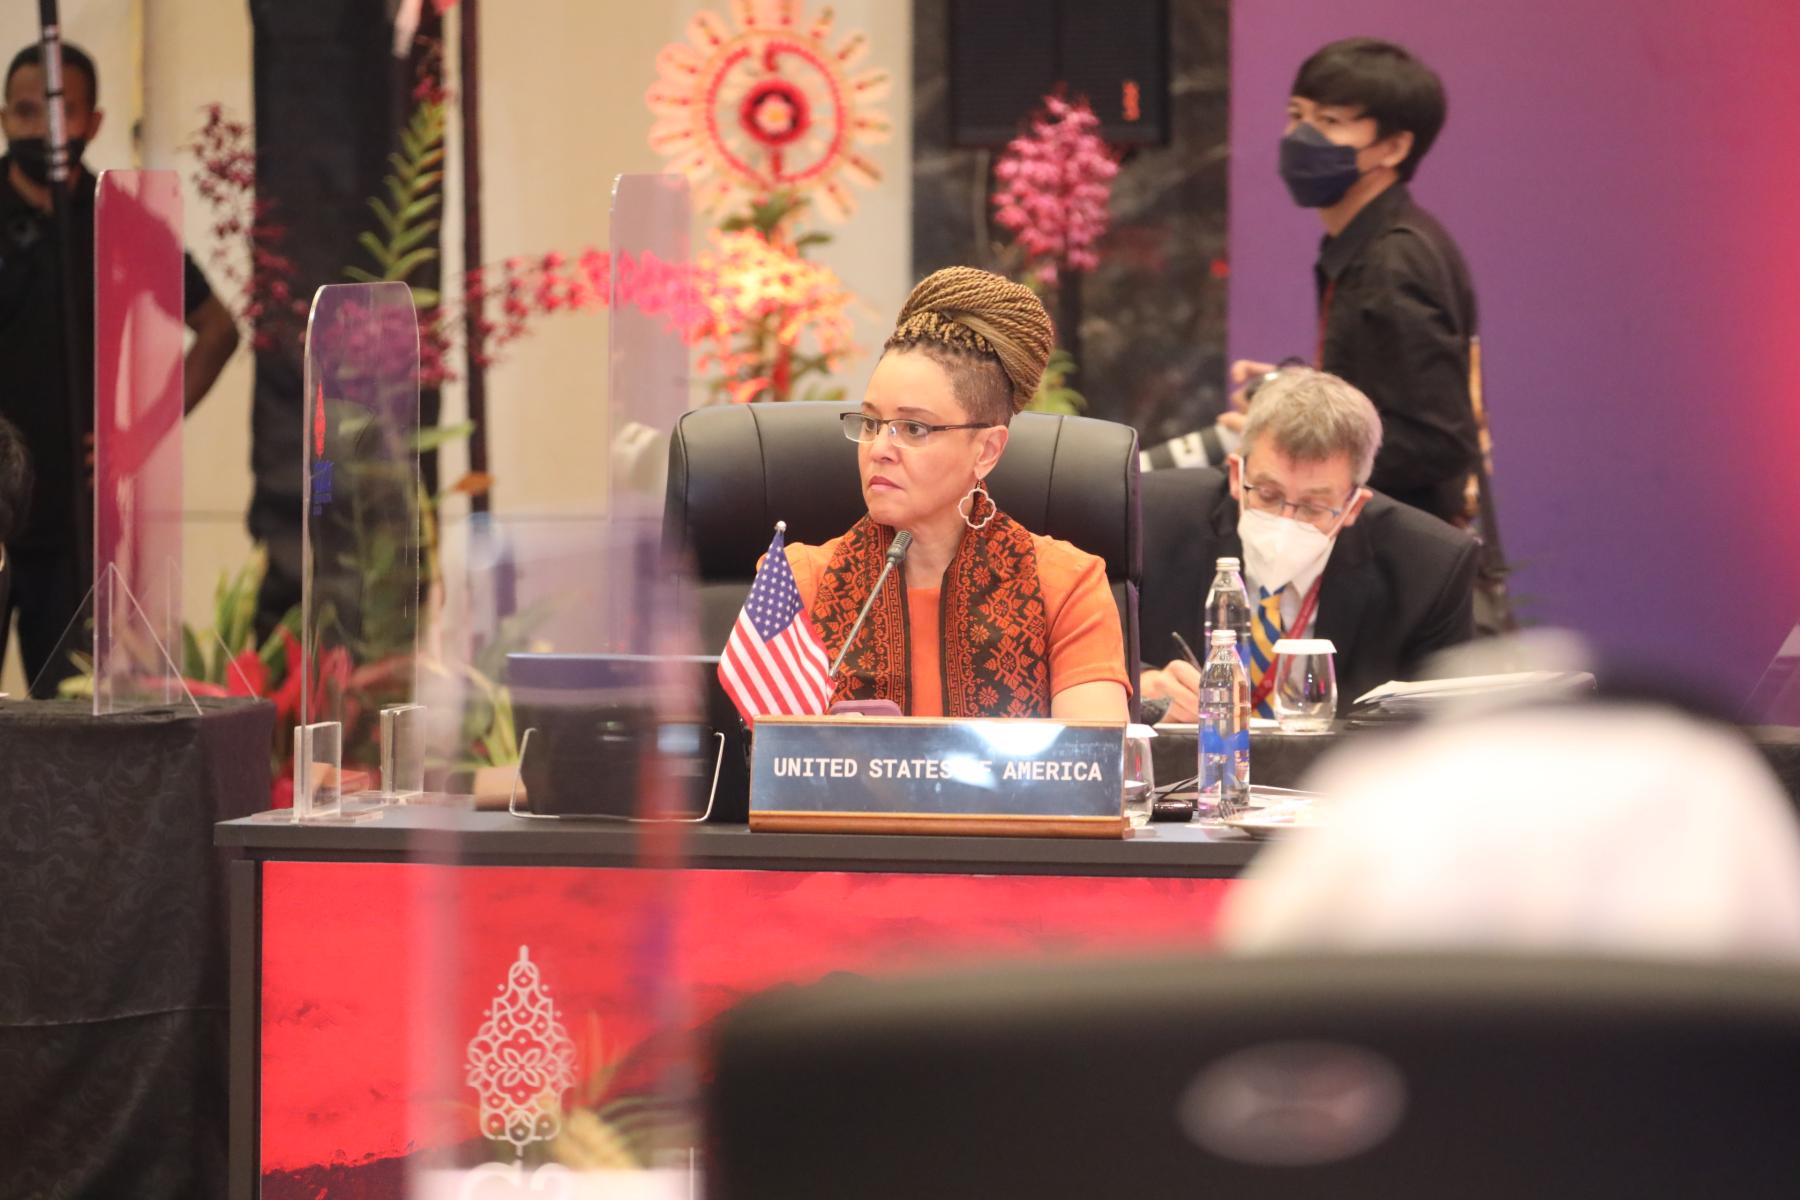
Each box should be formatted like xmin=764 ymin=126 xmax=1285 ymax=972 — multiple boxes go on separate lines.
xmin=1241 ymin=482 xmax=1356 ymax=526
xmin=840 ymin=412 xmax=992 ymax=448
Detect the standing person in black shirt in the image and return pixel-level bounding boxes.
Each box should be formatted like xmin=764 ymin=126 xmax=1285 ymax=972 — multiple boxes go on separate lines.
xmin=0 ymin=43 xmax=240 ymax=696
xmin=0 ymin=415 xmax=30 ymax=629
xmin=1232 ymin=38 xmax=1478 ymax=525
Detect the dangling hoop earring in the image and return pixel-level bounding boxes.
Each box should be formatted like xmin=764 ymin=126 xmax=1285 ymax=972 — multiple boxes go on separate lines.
xmin=958 ymin=477 xmax=996 ymax=530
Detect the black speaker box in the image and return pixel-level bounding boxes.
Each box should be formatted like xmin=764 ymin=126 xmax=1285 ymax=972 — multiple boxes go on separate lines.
xmin=949 ymin=0 xmax=1169 ymax=146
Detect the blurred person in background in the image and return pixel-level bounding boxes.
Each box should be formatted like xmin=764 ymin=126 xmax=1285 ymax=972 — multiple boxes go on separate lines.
xmin=0 ymin=42 xmax=239 ymax=696
xmin=1219 ymin=700 xmax=1800 ymax=960
xmin=0 ymin=414 xmax=31 ymax=626
xmin=1139 ymin=367 xmax=1475 ymax=722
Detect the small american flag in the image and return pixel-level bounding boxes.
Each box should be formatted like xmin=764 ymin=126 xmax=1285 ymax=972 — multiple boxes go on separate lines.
xmin=719 ymin=523 xmax=832 ymax=724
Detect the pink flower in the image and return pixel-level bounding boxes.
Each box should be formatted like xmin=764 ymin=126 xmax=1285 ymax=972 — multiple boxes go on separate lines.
xmin=991 ymin=93 xmax=1118 ymax=284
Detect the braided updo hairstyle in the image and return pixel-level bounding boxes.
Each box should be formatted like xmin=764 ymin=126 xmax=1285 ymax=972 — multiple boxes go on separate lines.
xmin=884 ymin=267 xmax=1055 ymax=426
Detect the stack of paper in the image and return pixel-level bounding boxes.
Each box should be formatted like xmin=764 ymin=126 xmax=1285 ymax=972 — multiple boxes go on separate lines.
xmin=1352 ymin=671 xmax=1596 ymax=717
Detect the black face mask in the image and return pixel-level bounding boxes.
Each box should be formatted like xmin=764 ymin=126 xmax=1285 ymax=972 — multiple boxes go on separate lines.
xmin=1277 ymin=122 xmax=1365 ymax=208
xmin=7 ymin=136 xmax=87 ymax=187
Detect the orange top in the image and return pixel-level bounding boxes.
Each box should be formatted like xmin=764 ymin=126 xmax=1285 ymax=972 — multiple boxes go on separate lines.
xmin=783 ymin=532 xmax=1131 ymax=717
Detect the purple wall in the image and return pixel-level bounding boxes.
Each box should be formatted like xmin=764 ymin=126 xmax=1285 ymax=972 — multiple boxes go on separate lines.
xmin=1229 ymin=0 xmax=1800 ymax=700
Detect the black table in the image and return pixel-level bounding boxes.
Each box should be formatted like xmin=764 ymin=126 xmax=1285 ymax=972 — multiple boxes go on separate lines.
xmin=1 ymin=697 xmax=274 ymax=1200
xmin=1153 ymin=723 xmax=1800 ymax=810
xmin=217 ymin=804 xmax=1261 ymax=874
xmin=1150 ymin=723 xmax=1361 ymax=792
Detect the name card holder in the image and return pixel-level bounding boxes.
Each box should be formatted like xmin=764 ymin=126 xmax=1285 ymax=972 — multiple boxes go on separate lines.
xmin=749 ymin=717 xmax=1127 ymax=838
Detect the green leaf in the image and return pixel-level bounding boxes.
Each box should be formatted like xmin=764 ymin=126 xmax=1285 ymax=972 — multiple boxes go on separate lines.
xmin=416 ymin=148 xmax=446 ymax=171
xmin=387 ymin=151 xmax=417 ymax=183
xmin=391 ymin=217 xmax=440 ymax=256
xmin=718 ymin=215 xmax=751 ymax=232
xmin=793 ymin=231 xmax=831 ymax=250
xmin=366 ymin=197 xmax=398 ymax=237
xmin=387 ymin=246 xmax=438 ymax=281
xmin=182 ymin=625 xmax=206 ymax=681
xmin=385 ymin=175 xmax=410 ymax=213
xmin=749 ymin=191 xmax=801 ymax=234
xmin=357 ymin=230 xmax=394 ymax=269
xmin=490 ymin=688 xmax=518 ymax=764
xmin=343 ymin=265 xmax=382 ymax=283
xmin=400 ymin=194 xmax=442 ymax=225
xmin=411 ymin=419 xmax=475 ymax=453
xmin=409 ymin=287 xmax=440 ymax=309
xmin=412 ymin=170 xmax=444 ymax=195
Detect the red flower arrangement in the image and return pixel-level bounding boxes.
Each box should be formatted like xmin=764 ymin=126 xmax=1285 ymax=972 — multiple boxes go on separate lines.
xmin=186 ymin=106 xmax=307 ymax=353
xmin=689 ymin=225 xmax=856 ymax=404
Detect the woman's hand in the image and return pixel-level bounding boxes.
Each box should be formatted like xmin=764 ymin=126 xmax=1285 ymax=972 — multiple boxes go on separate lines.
xmin=1139 ymin=658 xmax=1202 ymax=724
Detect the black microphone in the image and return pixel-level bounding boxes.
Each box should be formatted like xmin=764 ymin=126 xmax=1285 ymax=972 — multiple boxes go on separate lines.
xmin=828 ymin=531 xmax=912 ymax=678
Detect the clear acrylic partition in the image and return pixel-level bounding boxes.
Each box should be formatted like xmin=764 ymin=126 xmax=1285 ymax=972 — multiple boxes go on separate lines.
xmin=395 ymin=522 xmax=709 ymax=1195
xmin=1745 ymin=621 xmax=1800 ymax=726
xmin=413 ymin=510 xmax=723 ymax=810
xmin=77 ymin=170 xmax=196 ymax=713
xmin=379 ymin=174 xmax=706 ymax=1197
xmin=300 ymin=281 xmax=421 ymax=803
xmin=606 ymin=174 xmax=693 ymax=523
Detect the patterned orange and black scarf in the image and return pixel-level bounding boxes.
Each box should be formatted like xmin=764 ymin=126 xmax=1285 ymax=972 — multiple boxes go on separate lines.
xmin=811 ymin=512 xmax=1052 ymax=717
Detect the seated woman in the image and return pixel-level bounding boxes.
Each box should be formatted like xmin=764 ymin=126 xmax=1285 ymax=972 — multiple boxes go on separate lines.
xmin=783 ymin=267 xmax=1130 ymax=722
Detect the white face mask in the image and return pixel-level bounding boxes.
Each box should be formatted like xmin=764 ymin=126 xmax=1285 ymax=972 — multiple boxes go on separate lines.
xmin=1237 ymin=505 xmax=1337 ymax=593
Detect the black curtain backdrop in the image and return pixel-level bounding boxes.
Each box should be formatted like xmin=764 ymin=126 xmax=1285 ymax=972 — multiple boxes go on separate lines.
xmin=248 ymin=0 xmax=443 ymax=636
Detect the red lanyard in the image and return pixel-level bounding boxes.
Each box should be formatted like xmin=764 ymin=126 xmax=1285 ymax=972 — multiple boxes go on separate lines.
xmin=1251 ymin=574 xmax=1325 ymax=711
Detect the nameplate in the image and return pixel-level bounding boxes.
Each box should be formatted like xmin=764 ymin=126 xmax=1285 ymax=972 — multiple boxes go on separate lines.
xmin=749 ymin=717 xmax=1127 ymax=838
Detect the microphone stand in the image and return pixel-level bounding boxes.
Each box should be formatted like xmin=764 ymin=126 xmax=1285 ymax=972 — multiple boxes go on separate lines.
xmin=828 ymin=531 xmax=912 ymax=678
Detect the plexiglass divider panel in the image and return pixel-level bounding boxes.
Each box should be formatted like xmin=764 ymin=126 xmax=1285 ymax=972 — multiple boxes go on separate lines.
xmin=1746 ymin=623 xmax=1800 ymax=726
xmin=418 ymin=511 xmax=602 ymax=802
xmin=300 ymin=282 xmax=422 ymax=801
xmin=400 ymin=177 xmax=704 ymax=1196
xmin=86 ymin=169 xmax=196 ymax=713
xmin=606 ymin=174 xmax=693 ymax=526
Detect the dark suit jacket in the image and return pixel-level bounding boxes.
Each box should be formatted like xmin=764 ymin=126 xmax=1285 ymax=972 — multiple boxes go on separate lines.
xmin=1139 ymin=467 xmax=1478 ymax=712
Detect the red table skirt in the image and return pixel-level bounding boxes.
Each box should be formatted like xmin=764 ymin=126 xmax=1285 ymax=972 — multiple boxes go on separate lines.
xmin=258 ymin=861 xmax=1235 ymax=1189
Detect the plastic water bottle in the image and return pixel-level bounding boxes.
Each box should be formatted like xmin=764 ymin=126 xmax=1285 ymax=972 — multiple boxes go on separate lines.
xmin=1197 ymin=629 xmax=1251 ymax=818
xmin=1204 ymin=557 xmax=1252 ymax=673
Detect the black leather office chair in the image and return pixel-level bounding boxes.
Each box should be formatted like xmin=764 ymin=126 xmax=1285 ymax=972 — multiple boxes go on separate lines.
xmin=665 ymin=398 xmax=1141 ymax=686
xmin=707 ymin=952 xmax=1800 ymax=1199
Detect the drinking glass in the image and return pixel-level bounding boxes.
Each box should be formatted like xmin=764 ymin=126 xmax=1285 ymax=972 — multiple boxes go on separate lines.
xmin=1122 ymin=723 xmax=1157 ymax=827
xmin=1271 ymin=639 xmax=1338 ymax=733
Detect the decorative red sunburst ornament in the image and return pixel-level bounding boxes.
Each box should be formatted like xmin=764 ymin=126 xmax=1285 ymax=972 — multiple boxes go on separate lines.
xmin=647 ymin=0 xmax=891 ymax=221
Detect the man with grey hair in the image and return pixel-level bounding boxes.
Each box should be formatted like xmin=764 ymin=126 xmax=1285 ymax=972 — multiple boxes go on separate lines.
xmin=1139 ymin=366 xmax=1476 ymax=722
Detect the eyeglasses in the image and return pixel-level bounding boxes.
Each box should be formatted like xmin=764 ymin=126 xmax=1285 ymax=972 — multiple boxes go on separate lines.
xmin=840 ymin=411 xmax=992 ymax=448
xmin=1241 ymin=482 xmax=1357 ymax=526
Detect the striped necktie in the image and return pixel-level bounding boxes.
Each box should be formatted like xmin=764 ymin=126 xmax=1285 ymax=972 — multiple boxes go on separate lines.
xmin=1249 ymin=586 xmax=1286 ymax=718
